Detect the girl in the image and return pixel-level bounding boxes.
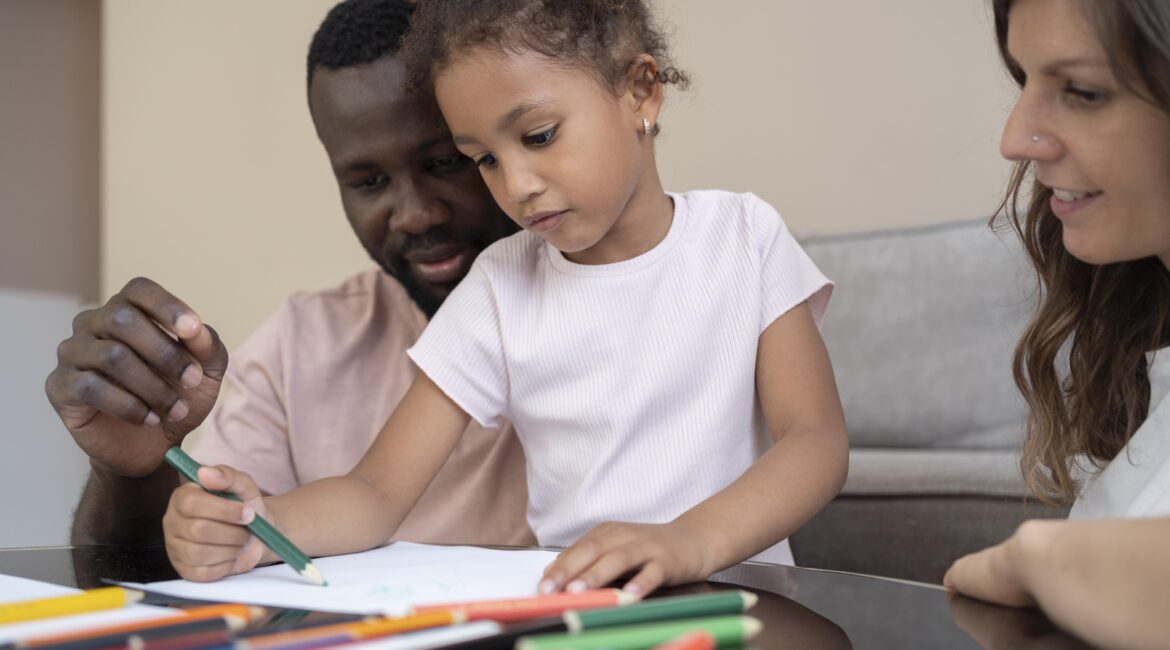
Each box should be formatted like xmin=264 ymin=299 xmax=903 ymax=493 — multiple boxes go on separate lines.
xmin=164 ymin=0 xmax=848 ymax=598
xmin=945 ymin=0 xmax=1170 ymax=646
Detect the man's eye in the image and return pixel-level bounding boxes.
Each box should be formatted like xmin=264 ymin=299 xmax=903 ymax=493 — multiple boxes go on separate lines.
xmin=523 ymin=126 xmax=558 ymax=146
xmin=350 ymin=173 xmax=389 ymax=191
xmin=475 ymin=153 xmax=498 ymax=169
xmin=431 ymin=154 xmax=468 ymax=171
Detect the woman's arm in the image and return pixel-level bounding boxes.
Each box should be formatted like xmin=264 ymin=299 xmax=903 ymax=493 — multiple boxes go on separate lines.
xmin=945 ymin=517 xmax=1170 ymax=650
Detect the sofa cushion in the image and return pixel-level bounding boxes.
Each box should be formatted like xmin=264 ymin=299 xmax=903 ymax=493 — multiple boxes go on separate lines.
xmin=801 ymin=219 xmax=1035 ymax=449
xmin=844 ymin=448 xmax=1029 ymax=497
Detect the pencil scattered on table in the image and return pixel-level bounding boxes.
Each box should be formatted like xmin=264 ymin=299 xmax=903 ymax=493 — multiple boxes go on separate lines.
xmin=515 ymin=614 xmax=762 ymax=650
xmin=163 ymin=446 xmax=327 ymax=587
xmin=11 ymin=604 xmax=264 ymax=650
xmin=410 ymin=588 xmax=636 ymax=623
xmin=0 ymin=587 xmax=144 ymax=625
xmin=649 ymin=630 xmax=716 ymax=650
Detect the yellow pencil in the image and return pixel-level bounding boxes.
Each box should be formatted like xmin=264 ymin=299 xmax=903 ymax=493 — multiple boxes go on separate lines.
xmin=0 ymin=586 xmax=145 ymax=624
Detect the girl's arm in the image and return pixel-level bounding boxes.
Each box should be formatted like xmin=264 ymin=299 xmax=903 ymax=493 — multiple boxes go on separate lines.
xmin=945 ymin=517 xmax=1170 ymax=650
xmin=540 ymin=301 xmax=849 ymax=596
xmin=164 ymin=372 xmax=470 ymax=580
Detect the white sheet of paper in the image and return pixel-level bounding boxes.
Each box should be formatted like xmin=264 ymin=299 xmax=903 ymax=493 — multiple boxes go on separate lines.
xmin=122 ymin=542 xmax=560 ymax=616
xmin=0 ymin=574 xmax=175 ymax=643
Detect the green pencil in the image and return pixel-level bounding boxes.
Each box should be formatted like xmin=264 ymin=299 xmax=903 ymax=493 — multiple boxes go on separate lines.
xmin=515 ymin=615 xmax=761 ymax=650
xmin=164 ymin=446 xmax=327 ymax=587
xmin=565 ymin=590 xmax=757 ymax=632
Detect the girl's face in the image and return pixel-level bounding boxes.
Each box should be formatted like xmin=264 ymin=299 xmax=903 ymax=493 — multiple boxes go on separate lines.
xmin=435 ymin=48 xmax=665 ymax=265
xmin=1002 ymin=0 xmax=1170 ymax=269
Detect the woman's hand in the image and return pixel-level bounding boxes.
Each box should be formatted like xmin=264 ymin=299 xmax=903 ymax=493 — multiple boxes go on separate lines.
xmin=163 ymin=464 xmax=271 ymax=582
xmin=944 ymin=520 xmax=1058 ymax=608
xmin=538 ymin=521 xmax=712 ymax=598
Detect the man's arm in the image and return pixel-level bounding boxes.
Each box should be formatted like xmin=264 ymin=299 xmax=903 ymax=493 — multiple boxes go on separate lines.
xmin=45 ymin=277 xmax=228 ymax=544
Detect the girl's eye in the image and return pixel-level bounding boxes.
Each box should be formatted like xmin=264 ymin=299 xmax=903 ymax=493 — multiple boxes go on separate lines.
xmin=475 ymin=153 xmax=498 ymax=169
xmin=523 ymin=126 xmax=558 ymax=146
xmin=351 ymin=173 xmax=389 ymax=191
xmin=1063 ymin=82 xmax=1106 ymax=106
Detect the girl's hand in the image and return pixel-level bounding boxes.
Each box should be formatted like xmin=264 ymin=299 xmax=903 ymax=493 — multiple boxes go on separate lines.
xmin=538 ymin=521 xmax=711 ymax=598
xmin=163 ymin=464 xmax=269 ymax=582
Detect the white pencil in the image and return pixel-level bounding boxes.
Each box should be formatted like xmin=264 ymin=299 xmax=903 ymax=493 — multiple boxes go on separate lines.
xmin=339 ymin=621 xmax=504 ymax=650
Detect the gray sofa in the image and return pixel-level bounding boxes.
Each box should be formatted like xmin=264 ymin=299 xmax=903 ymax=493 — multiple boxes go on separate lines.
xmin=789 ymin=218 xmax=1068 ymax=585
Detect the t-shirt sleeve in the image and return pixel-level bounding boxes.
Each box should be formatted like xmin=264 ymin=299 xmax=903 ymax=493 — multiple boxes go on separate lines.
xmin=185 ymin=303 xmax=298 ymax=496
xmin=407 ymin=265 xmax=509 ymax=428
xmin=747 ymin=193 xmax=833 ymax=333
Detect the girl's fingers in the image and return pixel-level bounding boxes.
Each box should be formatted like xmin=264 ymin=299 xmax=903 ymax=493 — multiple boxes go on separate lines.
xmin=170 ymin=482 xmax=253 ymax=526
xmin=563 ymin=543 xmax=646 ymax=594
xmin=198 ymin=465 xmax=264 ymax=510
xmin=621 ymin=560 xmax=667 ymax=598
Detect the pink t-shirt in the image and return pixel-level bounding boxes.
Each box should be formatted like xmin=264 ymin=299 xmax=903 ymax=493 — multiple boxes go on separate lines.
xmin=188 ymin=269 xmax=534 ymax=546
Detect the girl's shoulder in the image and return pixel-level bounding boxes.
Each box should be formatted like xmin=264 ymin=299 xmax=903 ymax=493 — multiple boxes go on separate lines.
xmin=470 ymin=228 xmax=546 ymax=283
xmin=671 ymin=189 xmax=788 ymax=242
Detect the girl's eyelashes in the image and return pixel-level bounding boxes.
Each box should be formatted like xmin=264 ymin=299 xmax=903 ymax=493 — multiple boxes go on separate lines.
xmin=474 ymin=153 xmax=498 ymax=169
xmin=523 ymin=125 xmax=558 ymax=147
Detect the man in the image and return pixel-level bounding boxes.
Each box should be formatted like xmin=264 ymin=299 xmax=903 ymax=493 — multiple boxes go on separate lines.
xmin=45 ymin=0 xmax=531 ymax=547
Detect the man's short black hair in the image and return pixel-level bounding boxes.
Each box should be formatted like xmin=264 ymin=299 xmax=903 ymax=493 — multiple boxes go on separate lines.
xmin=306 ymin=0 xmax=414 ymax=93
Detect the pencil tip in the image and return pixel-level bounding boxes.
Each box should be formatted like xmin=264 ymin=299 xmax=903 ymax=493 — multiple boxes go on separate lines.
xmin=302 ymin=564 xmax=328 ymax=587
xmin=742 ymin=615 xmax=763 ymax=638
xmin=741 ymin=590 xmax=759 ymax=610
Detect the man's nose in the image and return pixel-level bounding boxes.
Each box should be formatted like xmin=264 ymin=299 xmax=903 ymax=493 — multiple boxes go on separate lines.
xmin=389 ymin=178 xmax=449 ymax=235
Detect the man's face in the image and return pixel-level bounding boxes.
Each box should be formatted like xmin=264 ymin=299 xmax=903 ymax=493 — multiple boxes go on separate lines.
xmin=309 ymin=55 xmax=516 ymax=316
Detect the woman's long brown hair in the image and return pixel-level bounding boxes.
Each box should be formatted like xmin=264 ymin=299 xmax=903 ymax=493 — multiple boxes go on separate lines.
xmin=993 ymin=0 xmax=1170 ymax=504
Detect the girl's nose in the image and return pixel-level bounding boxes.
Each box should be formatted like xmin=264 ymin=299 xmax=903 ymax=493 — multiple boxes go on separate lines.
xmin=500 ymin=161 xmax=545 ymax=205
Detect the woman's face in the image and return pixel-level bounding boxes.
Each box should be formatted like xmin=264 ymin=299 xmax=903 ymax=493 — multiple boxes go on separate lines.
xmin=1001 ymin=0 xmax=1170 ymax=269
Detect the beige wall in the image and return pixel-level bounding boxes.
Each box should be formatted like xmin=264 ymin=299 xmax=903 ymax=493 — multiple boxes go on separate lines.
xmin=103 ymin=1 xmax=1016 ymax=351
xmin=1 ymin=0 xmax=100 ymax=302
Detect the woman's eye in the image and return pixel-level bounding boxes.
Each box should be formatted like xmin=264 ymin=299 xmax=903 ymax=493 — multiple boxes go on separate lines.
xmin=1064 ymin=83 xmax=1106 ymax=106
xmin=523 ymin=126 xmax=558 ymax=146
xmin=475 ymin=153 xmax=498 ymax=169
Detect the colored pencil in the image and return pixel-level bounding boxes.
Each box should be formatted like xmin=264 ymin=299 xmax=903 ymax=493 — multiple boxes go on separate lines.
xmin=435 ymin=590 xmax=758 ymax=650
xmin=340 ymin=622 xmax=504 ymax=650
xmin=164 ymin=446 xmax=326 ymax=587
xmin=410 ymin=589 xmax=635 ymax=623
xmin=0 ymin=587 xmax=144 ymax=625
xmin=515 ymin=615 xmax=762 ymax=650
xmin=649 ymin=630 xmax=716 ymax=650
xmin=16 ymin=604 xmax=263 ymax=648
xmin=237 ymin=610 xmax=465 ymax=650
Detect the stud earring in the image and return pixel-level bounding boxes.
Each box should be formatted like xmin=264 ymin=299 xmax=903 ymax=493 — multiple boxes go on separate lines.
xmin=642 ymin=117 xmax=652 ymax=135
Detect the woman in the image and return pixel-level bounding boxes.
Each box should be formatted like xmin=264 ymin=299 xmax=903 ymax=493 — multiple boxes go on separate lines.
xmin=944 ymin=0 xmax=1170 ymax=647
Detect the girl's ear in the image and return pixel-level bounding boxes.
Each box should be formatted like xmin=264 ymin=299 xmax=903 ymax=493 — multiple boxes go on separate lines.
xmin=625 ymin=53 xmax=664 ymax=134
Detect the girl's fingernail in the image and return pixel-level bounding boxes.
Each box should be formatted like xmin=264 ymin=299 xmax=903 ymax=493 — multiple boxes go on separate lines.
xmin=566 ymin=580 xmax=587 ymax=593
xmin=623 ymin=583 xmax=643 ymax=596
xmin=537 ymin=579 xmax=556 ymax=594
xmin=240 ymin=507 xmax=255 ymax=524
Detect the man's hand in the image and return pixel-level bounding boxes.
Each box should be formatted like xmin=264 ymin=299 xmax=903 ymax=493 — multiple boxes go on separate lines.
xmin=45 ymin=277 xmax=228 ymax=478
xmin=538 ymin=521 xmax=712 ymax=598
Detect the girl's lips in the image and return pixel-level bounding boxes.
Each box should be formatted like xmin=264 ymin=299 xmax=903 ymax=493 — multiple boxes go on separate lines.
xmin=1050 ymin=191 xmax=1102 ymax=219
xmin=528 ymin=210 xmax=566 ymax=233
xmin=410 ymin=247 xmax=472 ymax=284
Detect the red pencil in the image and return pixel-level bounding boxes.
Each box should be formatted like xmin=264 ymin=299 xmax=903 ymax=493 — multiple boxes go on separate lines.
xmin=411 ymin=589 xmax=637 ymax=623
xmin=650 ymin=630 xmax=717 ymax=650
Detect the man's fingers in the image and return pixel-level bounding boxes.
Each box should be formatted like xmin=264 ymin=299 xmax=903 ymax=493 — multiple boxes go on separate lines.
xmin=55 ymin=368 xmax=157 ymax=427
xmin=58 ymin=338 xmax=188 ymax=423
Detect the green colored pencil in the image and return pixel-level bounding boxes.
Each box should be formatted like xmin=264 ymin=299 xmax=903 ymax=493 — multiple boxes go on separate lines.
xmin=515 ymin=615 xmax=761 ymax=650
xmin=164 ymin=447 xmax=327 ymax=587
xmin=565 ymin=590 xmax=758 ymax=632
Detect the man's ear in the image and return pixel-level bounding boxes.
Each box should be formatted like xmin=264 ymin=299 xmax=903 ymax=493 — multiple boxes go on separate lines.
xmin=625 ymin=53 xmax=664 ymax=133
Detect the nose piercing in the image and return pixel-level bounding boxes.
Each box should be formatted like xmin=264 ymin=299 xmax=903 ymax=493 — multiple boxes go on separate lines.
xmin=1031 ymin=134 xmax=1041 ymax=142
xmin=642 ymin=117 xmax=652 ymax=135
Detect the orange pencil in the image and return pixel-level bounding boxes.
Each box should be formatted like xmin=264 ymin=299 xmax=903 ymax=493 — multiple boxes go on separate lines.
xmin=650 ymin=630 xmax=717 ymax=650
xmin=240 ymin=610 xmax=464 ymax=650
xmin=18 ymin=604 xmax=263 ymax=647
xmin=411 ymin=589 xmax=637 ymax=623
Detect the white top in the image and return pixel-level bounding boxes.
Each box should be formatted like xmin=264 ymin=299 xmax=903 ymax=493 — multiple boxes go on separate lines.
xmin=1071 ymin=347 xmax=1170 ymax=518
xmin=408 ymin=190 xmax=832 ymax=564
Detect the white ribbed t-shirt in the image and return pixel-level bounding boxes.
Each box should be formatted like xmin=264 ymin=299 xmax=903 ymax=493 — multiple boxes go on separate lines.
xmin=408 ymin=190 xmax=832 ymax=563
